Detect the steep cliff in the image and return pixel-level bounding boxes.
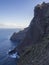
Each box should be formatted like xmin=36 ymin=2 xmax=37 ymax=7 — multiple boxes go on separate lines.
xmin=10 ymin=28 xmax=28 ymax=43
xmin=16 ymin=2 xmax=49 ymax=53
xmin=17 ymin=34 xmax=49 ymax=65
xmin=10 ymin=2 xmax=49 ymax=65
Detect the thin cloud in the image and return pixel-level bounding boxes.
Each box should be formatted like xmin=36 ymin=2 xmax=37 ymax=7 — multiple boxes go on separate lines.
xmin=0 ymin=23 xmax=27 ymax=28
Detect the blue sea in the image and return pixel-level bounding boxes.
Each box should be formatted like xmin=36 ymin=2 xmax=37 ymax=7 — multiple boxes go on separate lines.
xmin=0 ymin=29 xmax=20 ymax=65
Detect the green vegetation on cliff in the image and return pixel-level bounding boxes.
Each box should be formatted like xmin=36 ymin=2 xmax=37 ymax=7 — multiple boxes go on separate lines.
xmin=17 ymin=34 xmax=49 ymax=65
xmin=10 ymin=2 xmax=49 ymax=65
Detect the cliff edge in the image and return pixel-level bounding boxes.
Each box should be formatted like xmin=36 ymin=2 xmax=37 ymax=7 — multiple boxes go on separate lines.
xmin=10 ymin=2 xmax=49 ymax=65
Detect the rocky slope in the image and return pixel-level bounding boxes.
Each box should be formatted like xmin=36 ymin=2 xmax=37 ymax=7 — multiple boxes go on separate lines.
xmin=10 ymin=2 xmax=49 ymax=65
xmin=10 ymin=28 xmax=28 ymax=43
xmin=17 ymin=34 xmax=49 ymax=65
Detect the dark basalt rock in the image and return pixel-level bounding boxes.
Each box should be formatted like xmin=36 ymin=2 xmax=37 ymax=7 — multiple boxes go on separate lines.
xmin=10 ymin=27 xmax=28 ymax=43
xmin=16 ymin=2 xmax=49 ymax=53
xmin=10 ymin=2 xmax=49 ymax=52
xmin=11 ymin=2 xmax=49 ymax=44
xmin=8 ymin=48 xmax=17 ymax=55
xmin=10 ymin=2 xmax=49 ymax=65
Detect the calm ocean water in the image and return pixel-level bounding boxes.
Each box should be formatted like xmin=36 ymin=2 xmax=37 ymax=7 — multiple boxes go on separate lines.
xmin=0 ymin=29 xmax=20 ymax=65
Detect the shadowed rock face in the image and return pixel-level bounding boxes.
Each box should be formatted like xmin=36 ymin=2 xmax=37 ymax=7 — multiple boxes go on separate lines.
xmin=10 ymin=2 xmax=49 ymax=65
xmin=10 ymin=28 xmax=28 ymax=43
xmin=16 ymin=2 xmax=49 ymax=52
xmin=10 ymin=2 xmax=49 ymax=51
xmin=17 ymin=34 xmax=49 ymax=65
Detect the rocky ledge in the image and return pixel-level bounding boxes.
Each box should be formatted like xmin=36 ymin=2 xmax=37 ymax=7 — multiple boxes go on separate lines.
xmin=10 ymin=27 xmax=28 ymax=43
xmin=10 ymin=2 xmax=49 ymax=65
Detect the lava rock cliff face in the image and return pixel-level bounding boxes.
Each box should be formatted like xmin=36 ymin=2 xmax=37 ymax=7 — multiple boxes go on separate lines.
xmin=10 ymin=28 xmax=28 ymax=43
xmin=15 ymin=2 xmax=49 ymax=52
xmin=10 ymin=2 xmax=49 ymax=65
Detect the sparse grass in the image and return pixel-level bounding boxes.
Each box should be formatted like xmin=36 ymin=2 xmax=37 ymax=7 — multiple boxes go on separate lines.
xmin=17 ymin=34 xmax=49 ymax=65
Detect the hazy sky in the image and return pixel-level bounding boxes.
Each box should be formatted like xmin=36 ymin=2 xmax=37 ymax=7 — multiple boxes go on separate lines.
xmin=0 ymin=0 xmax=49 ymax=28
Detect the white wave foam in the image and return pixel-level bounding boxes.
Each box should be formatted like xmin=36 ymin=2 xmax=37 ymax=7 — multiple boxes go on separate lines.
xmin=9 ymin=52 xmax=20 ymax=59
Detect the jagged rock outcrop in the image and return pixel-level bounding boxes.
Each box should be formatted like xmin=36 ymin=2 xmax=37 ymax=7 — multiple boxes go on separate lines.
xmin=10 ymin=2 xmax=49 ymax=65
xmin=16 ymin=2 xmax=49 ymax=53
xmin=11 ymin=2 xmax=49 ymax=46
xmin=10 ymin=28 xmax=28 ymax=43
